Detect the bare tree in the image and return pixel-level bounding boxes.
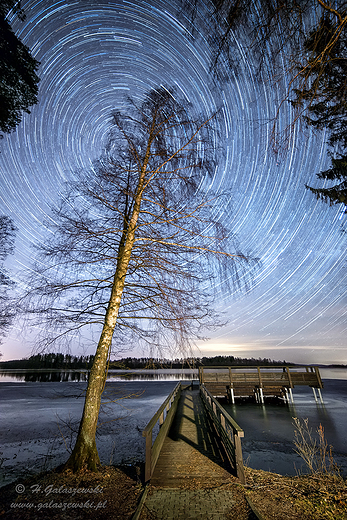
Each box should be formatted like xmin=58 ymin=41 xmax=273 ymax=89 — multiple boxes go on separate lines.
xmin=0 ymin=215 xmax=16 ymax=343
xmin=22 ymin=87 xmax=256 ymax=472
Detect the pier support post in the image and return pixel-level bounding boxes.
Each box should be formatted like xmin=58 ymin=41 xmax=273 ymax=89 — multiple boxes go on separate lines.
xmin=259 ymin=388 xmax=264 ymax=404
xmin=312 ymin=387 xmax=318 ymax=402
xmin=318 ymin=388 xmax=324 ymax=404
xmin=230 ymin=387 xmax=235 ymax=404
xmin=255 ymin=388 xmax=264 ymax=404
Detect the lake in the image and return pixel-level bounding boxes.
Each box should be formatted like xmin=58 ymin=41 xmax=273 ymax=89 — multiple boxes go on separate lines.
xmin=0 ymin=367 xmax=346 ymax=487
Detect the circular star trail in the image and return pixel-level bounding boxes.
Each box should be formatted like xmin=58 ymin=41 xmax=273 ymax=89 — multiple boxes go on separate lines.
xmin=0 ymin=0 xmax=346 ymax=363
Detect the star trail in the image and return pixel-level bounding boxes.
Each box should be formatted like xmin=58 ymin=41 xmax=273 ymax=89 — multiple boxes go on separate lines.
xmin=0 ymin=0 xmax=346 ymax=364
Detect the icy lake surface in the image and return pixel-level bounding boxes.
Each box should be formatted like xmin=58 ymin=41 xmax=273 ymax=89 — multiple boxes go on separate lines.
xmin=0 ymin=367 xmax=346 ymax=487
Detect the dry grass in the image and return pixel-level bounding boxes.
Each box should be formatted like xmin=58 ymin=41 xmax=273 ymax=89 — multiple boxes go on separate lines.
xmin=0 ymin=465 xmax=142 ymax=520
xmin=243 ymin=467 xmax=347 ymax=520
xmin=0 ymin=464 xmax=346 ymax=520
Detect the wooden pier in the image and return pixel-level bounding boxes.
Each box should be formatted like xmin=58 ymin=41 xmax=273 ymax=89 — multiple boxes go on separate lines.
xmin=142 ymin=382 xmax=245 ymax=485
xmin=136 ymin=365 xmax=325 ymax=519
xmin=141 ymin=366 xmax=323 ymax=488
xmin=199 ymin=365 xmax=324 ymax=404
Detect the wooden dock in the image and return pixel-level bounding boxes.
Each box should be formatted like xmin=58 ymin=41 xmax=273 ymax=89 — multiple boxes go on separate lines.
xmin=140 ymin=365 xmax=324 ymax=496
xmin=199 ymin=365 xmax=324 ymax=403
xmin=136 ymin=365 xmax=325 ymax=519
xmin=149 ymin=387 xmax=233 ymax=487
xmin=137 ymin=384 xmax=248 ymax=519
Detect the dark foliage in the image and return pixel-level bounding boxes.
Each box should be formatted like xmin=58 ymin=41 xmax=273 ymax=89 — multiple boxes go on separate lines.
xmin=290 ymin=15 xmax=347 ymax=209
xmin=0 ymin=353 xmax=289 ymax=370
xmin=109 ymin=355 xmax=291 ymax=369
xmin=0 ymin=352 xmax=95 ymax=370
xmin=0 ymin=0 xmax=40 ymax=134
xmin=188 ymin=0 xmax=347 ymax=211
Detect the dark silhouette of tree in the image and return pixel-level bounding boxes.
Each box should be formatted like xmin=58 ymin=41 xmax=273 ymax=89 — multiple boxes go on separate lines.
xmin=0 ymin=1 xmax=40 ymax=134
xmin=22 ymin=87 xmax=257 ymax=472
xmin=0 ymin=215 xmax=16 ymax=342
xmin=291 ymin=15 xmax=347 ymax=209
xmin=186 ymin=0 xmax=347 ymax=211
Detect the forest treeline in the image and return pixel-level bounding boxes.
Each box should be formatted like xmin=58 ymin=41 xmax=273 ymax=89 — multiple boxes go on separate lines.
xmin=0 ymin=353 xmax=95 ymax=370
xmin=0 ymin=353 xmax=291 ymax=370
xmin=109 ymin=355 xmax=291 ymax=369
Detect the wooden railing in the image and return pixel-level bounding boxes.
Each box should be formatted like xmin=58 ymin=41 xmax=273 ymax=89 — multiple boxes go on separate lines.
xmin=199 ymin=365 xmax=323 ymax=388
xmin=200 ymin=383 xmax=245 ymax=483
xmin=142 ymin=382 xmax=181 ymax=482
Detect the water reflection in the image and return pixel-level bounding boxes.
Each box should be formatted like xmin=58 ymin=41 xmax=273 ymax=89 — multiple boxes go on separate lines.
xmin=0 ymin=370 xmax=89 ymax=382
xmin=0 ymin=368 xmax=198 ymax=383
xmin=107 ymin=369 xmax=198 ymax=381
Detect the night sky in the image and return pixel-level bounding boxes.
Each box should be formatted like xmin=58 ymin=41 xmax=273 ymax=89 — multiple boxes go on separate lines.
xmin=1 ymin=0 xmax=346 ymax=364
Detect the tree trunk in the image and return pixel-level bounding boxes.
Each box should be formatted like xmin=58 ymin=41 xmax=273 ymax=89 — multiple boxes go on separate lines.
xmin=63 ymin=323 xmax=114 ymax=471
xmin=64 ymin=150 xmax=150 ymax=472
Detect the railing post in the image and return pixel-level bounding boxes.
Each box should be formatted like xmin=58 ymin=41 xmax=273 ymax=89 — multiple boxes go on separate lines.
xmin=286 ymin=366 xmax=293 ymax=389
xmin=199 ymin=366 xmax=203 ymax=384
xmin=234 ymin=433 xmax=245 ymax=484
xmin=144 ymin=431 xmax=152 ymax=481
xmin=259 ymin=387 xmax=264 ymax=404
xmin=257 ymin=366 xmax=263 ymax=388
xmin=228 ymin=366 xmax=233 ymax=388
xmin=314 ymin=366 xmax=323 ymax=389
xmin=159 ymin=411 xmax=164 ymax=426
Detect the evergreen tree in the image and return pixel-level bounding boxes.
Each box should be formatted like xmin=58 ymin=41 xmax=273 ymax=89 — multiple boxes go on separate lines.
xmin=0 ymin=1 xmax=40 ymax=134
xmin=291 ymin=16 xmax=347 ymax=209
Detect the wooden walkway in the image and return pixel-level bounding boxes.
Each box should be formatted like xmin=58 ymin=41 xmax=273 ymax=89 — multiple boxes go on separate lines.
xmin=150 ymin=387 xmax=233 ymax=488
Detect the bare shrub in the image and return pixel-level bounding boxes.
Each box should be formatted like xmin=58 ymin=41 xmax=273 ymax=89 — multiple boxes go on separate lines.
xmin=292 ymin=417 xmax=340 ymax=476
